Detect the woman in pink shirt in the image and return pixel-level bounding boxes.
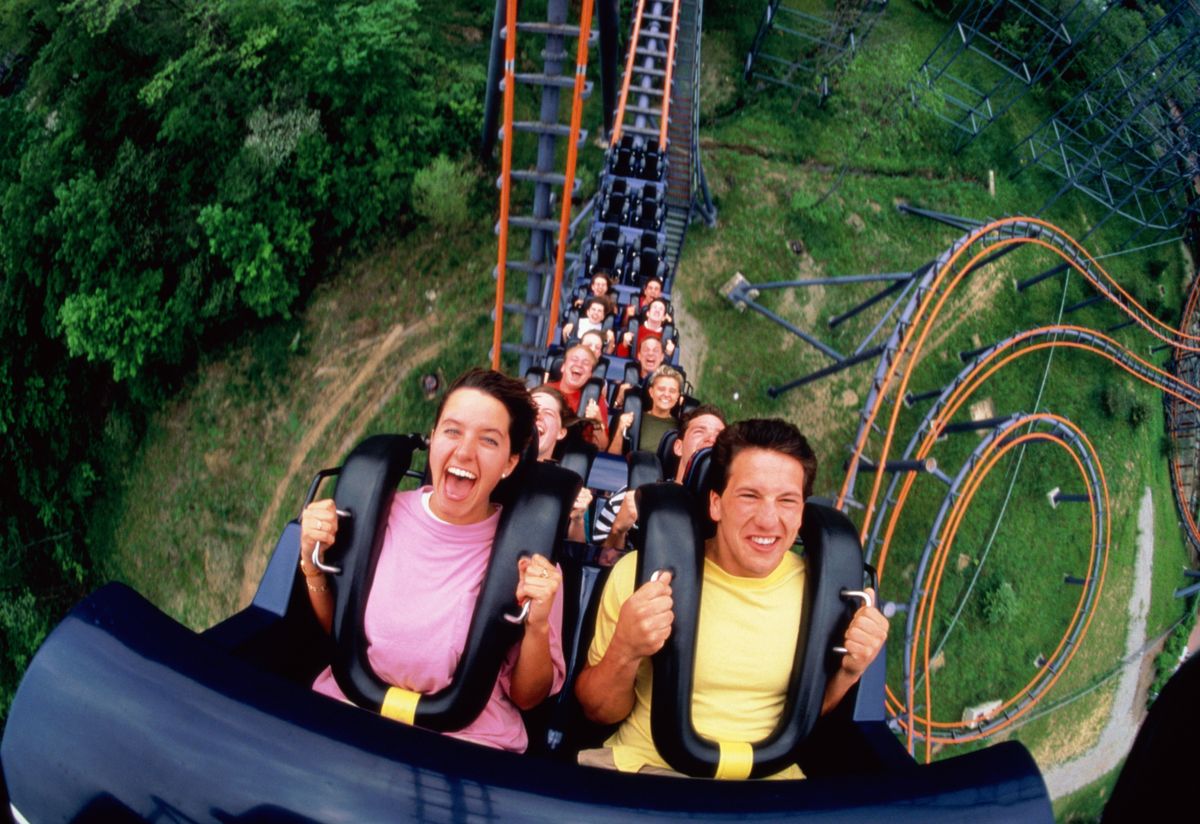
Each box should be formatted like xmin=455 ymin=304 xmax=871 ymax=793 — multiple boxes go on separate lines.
xmin=299 ymin=368 xmax=566 ymax=752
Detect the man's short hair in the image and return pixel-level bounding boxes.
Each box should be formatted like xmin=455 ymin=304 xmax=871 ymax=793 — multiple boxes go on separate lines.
xmin=564 ymin=342 xmax=599 ymax=366
xmin=636 ymin=334 xmax=663 ymax=355
xmin=648 ymin=364 xmax=683 ymax=392
xmin=709 ymin=418 xmax=817 ymax=498
xmin=680 ymin=403 xmax=726 ymax=439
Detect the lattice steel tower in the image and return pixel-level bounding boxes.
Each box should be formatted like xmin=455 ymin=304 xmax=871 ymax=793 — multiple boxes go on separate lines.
xmin=912 ymin=0 xmax=1110 ymax=147
xmin=1014 ymin=1 xmax=1200 ymax=245
xmin=744 ymin=0 xmax=888 ymax=103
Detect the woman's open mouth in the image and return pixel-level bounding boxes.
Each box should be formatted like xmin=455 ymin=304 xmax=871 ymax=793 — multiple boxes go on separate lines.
xmin=444 ymin=466 xmax=478 ymax=501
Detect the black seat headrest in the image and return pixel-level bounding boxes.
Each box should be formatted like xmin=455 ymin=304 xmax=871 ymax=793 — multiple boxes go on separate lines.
xmin=328 ymin=435 xmax=582 ymax=732
xmin=622 ymin=392 xmax=644 ymax=455
xmin=657 ymin=429 xmax=680 ymax=481
xmin=558 ymin=440 xmax=597 ymax=483
xmin=627 ymin=449 xmax=663 ymax=491
xmin=682 ymin=447 xmax=716 ymax=538
xmin=633 ymin=481 xmax=867 ymax=778
xmin=578 ymin=377 xmax=604 ymax=416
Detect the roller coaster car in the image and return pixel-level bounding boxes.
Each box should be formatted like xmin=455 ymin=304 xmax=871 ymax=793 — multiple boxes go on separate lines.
xmin=625 ymin=231 xmax=670 ymax=286
xmin=560 ymin=307 xmax=616 ymax=342
xmin=625 ymin=318 xmax=678 ymax=358
xmin=630 ymin=188 xmax=664 ymax=232
xmin=1 ymin=435 xmax=1055 ymax=822
xmin=637 ymin=139 xmax=665 ymax=182
xmin=609 ymin=134 xmax=638 ymax=177
xmin=586 ymin=226 xmax=626 ymax=279
xmin=599 ymin=179 xmax=631 ymax=225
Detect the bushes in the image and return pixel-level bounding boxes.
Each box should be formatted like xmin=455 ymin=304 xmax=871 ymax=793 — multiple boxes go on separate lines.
xmin=0 ymin=0 xmax=485 ymax=723
xmin=1100 ymin=383 xmax=1150 ymax=429
xmin=980 ymin=578 xmax=1018 ymax=626
xmin=1147 ymin=603 xmax=1196 ymax=707
xmin=412 ymin=155 xmax=476 ymax=229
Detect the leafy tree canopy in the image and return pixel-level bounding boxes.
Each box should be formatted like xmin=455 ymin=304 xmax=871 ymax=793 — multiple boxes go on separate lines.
xmin=0 ymin=0 xmax=485 ymax=719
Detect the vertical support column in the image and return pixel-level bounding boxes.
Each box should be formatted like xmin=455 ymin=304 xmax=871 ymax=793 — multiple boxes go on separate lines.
xmin=598 ymin=0 xmax=620 ymax=141
xmin=520 ymin=0 xmax=570 ymax=374
xmin=480 ymin=0 xmax=509 ymax=159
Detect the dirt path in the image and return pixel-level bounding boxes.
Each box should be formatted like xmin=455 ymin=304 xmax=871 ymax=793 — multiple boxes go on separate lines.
xmin=238 ymin=315 xmax=439 ymax=606
xmin=1041 ymin=486 xmax=1155 ymax=798
xmin=672 ymin=283 xmax=708 ymax=389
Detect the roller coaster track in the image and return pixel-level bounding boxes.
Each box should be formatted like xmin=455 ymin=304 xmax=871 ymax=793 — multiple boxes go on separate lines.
xmin=491 ymin=0 xmax=597 ymax=373
xmin=816 ymin=216 xmax=1200 ymax=757
xmin=840 ymin=217 xmax=1200 ymax=534
xmin=1168 ymin=271 xmax=1200 ymax=556
xmin=492 ymin=0 xmax=714 ymax=377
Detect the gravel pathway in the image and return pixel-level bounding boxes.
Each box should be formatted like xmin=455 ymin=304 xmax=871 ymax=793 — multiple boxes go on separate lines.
xmin=1041 ymin=486 xmax=1154 ymax=799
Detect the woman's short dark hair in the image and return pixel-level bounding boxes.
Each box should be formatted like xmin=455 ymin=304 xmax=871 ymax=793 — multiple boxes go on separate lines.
xmin=710 ymin=418 xmax=817 ymax=498
xmin=529 ymin=384 xmax=571 ymax=427
xmin=434 ymin=368 xmax=536 ymax=457
xmin=583 ymin=295 xmax=609 ymax=315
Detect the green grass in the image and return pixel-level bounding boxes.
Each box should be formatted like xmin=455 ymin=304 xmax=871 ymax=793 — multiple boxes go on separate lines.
xmin=1053 ymin=765 xmax=1122 ymax=823
xmin=88 ymin=219 xmax=500 ymax=629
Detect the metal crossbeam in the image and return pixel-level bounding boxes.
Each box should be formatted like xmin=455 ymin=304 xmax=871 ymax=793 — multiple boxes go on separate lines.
xmin=912 ymin=0 xmax=1111 ymax=149
xmin=745 ymin=0 xmax=888 ymax=104
xmin=1015 ymin=3 xmax=1200 ymax=235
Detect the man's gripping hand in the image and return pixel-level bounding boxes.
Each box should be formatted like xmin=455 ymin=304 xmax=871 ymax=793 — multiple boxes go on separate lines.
xmin=837 ymin=587 xmax=888 ymax=678
xmin=612 ymin=571 xmax=675 ymax=661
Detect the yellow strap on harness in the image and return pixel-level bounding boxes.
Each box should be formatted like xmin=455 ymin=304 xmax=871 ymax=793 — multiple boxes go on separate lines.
xmin=381 ymin=687 xmax=421 ymax=725
xmin=714 ymin=741 xmax=754 ymax=780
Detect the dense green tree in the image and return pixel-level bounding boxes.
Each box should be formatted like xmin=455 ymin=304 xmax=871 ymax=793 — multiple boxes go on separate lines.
xmin=0 ymin=0 xmax=485 ymax=720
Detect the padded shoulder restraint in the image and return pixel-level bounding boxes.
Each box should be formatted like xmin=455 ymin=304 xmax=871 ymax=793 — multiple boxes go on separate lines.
xmin=632 ymin=482 xmax=865 ymax=779
xmin=623 ymin=392 xmax=644 ymax=453
xmin=579 ymin=377 xmax=604 ymax=417
xmin=627 ymin=449 xmax=663 ymax=491
xmin=326 ymin=434 xmax=582 ymax=731
xmin=558 ymin=441 xmax=597 ymax=487
xmin=656 ymin=430 xmax=680 ymax=481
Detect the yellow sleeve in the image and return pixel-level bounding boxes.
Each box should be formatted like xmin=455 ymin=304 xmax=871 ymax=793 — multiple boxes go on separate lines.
xmin=587 ymin=551 xmax=639 ymax=667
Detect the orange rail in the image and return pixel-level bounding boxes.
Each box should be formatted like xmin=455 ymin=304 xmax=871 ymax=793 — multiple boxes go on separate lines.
xmin=838 ymin=217 xmax=1200 ymax=536
xmin=864 ymin=330 xmax=1198 ymax=750
xmin=908 ymin=417 xmax=1107 ymax=759
xmin=658 ymin=0 xmax=682 ymax=146
xmin=828 ymin=217 xmax=1200 ymax=756
xmin=545 ymin=0 xmax=596 ymax=347
xmin=491 ymin=0 xmax=520 ymax=370
xmin=875 ymin=331 xmax=1200 ymax=591
xmin=609 ymin=0 xmax=647 ymax=145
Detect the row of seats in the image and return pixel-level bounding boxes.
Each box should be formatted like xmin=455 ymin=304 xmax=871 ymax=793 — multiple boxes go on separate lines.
xmin=609 ymin=134 xmax=666 ymax=182
xmin=597 ymin=178 xmax=665 ymax=232
xmin=584 ymin=226 xmax=671 ymax=287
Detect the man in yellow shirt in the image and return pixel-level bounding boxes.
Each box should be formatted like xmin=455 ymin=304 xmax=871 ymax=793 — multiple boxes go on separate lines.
xmin=575 ymin=418 xmax=889 ymax=777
